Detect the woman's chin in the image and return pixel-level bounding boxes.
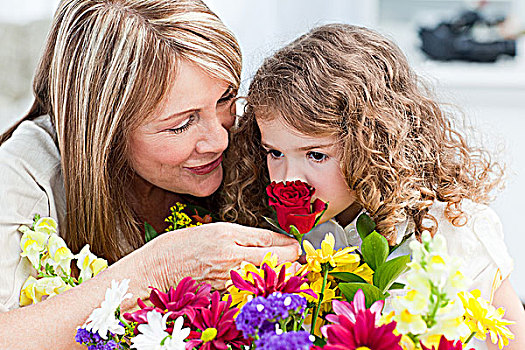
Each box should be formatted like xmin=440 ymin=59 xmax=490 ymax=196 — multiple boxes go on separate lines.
xmin=186 ymin=167 xmax=223 ymax=197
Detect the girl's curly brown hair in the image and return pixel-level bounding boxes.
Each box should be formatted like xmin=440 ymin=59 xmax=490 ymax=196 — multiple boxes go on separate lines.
xmin=219 ymin=24 xmax=503 ymax=244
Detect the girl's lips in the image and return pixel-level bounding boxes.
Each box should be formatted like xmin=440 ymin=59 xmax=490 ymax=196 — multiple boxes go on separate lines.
xmin=184 ymin=155 xmax=223 ymax=175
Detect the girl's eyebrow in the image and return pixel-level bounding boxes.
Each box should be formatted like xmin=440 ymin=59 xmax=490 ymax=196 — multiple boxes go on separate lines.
xmin=261 ymin=141 xmax=334 ymax=151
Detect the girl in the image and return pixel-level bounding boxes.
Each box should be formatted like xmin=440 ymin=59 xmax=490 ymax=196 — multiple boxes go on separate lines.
xmin=221 ymin=24 xmax=525 ymax=349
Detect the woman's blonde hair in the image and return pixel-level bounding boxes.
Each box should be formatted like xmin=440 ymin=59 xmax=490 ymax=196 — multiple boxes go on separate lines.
xmin=1 ymin=0 xmax=241 ymax=262
xmin=220 ymin=24 xmax=502 ymax=244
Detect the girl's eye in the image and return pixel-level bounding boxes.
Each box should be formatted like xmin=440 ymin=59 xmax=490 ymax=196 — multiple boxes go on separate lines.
xmin=267 ymin=149 xmax=284 ymax=159
xmin=307 ymin=151 xmax=328 ymax=162
xmin=168 ymin=114 xmax=196 ymax=134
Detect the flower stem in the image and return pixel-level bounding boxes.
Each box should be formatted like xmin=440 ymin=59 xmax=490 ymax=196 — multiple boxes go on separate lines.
xmin=464 ymin=331 xmax=477 ymax=345
xmin=310 ymin=264 xmax=329 ymax=335
xmin=118 ymin=315 xmax=132 ymax=330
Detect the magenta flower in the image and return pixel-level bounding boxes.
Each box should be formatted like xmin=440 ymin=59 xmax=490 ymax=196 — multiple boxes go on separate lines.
xmin=185 ymin=291 xmax=249 ymax=350
xmin=321 ymin=289 xmax=401 ymax=350
xmin=230 ymin=263 xmax=316 ymax=299
xmin=326 ymin=289 xmax=384 ymax=325
xmin=123 ymin=277 xmax=211 ymax=333
xmin=421 ymin=336 xmax=474 ymax=350
xmin=322 ymin=311 xmax=402 ymax=350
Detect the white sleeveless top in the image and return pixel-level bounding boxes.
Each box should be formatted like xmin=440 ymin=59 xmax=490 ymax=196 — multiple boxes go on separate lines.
xmin=306 ymin=200 xmax=514 ymax=350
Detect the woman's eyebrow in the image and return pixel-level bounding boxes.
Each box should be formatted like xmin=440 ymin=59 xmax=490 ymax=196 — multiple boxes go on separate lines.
xmin=158 ymin=109 xmax=198 ymax=123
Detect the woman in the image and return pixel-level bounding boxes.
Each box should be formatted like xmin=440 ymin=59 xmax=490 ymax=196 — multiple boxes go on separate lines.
xmin=0 ymin=0 xmax=299 ymax=348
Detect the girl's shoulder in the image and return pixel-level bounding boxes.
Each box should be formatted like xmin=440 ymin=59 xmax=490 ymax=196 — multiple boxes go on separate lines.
xmin=429 ymin=200 xmax=513 ymax=300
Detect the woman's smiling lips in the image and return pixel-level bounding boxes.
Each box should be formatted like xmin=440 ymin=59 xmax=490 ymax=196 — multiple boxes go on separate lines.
xmin=184 ymin=155 xmax=223 ymax=175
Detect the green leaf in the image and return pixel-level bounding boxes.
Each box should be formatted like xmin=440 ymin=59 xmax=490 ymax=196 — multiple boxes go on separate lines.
xmin=390 ymin=282 xmax=405 ymax=290
xmin=361 ymin=231 xmax=389 ymax=271
xmin=262 ymin=216 xmax=290 ymax=236
xmin=373 ymin=255 xmax=410 ymax=293
xmin=313 ymin=336 xmax=326 ymax=347
xmin=289 ymin=225 xmax=305 ymax=245
xmin=339 ymin=282 xmax=385 ymax=308
xmin=313 ymin=201 xmax=329 ymax=227
xmin=144 ymin=222 xmax=159 ymax=243
xmin=356 ymin=213 xmax=376 ymax=240
xmin=329 ymin=272 xmax=367 ymax=283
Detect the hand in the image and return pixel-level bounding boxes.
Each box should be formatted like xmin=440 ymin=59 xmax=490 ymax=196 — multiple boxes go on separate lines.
xmin=140 ymin=222 xmax=301 ymax=290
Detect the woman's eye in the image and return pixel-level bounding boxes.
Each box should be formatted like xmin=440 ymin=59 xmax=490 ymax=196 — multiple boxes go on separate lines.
xmin=307 ymin=151 xmax=328 ymax=162
xmin=168 ymin=115 xmax=196 ymax=134
xmin=267 ymin=149 xmax=284 ymax=159
xmin=218 ymin=86 xmax=236 ymax=104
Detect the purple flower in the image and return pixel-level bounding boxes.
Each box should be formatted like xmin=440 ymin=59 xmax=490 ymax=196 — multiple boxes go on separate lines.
xmin=236 ymin=293 xmax=307 ymax=338
xmin=75 ymin=327 xmax=119 ymax=350
xmin=255 ymin=331 xmax=314 ymax=350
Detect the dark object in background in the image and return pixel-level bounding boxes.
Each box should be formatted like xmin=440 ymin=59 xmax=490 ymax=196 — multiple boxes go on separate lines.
xmin=419 ymin=10 xmax=516 ymax=62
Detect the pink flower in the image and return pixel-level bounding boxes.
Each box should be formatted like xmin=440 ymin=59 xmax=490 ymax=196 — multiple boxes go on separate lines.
xmin=123 ymin=277 xmax=211 ymax=334
xmin=326 ymin=289 xmax=384 ymax=325
xmin=322 ymin=311 xmax=402 ymax=350
xmin=321 ymin=289 xmax=401 ymax=350
xmin=185 ymin=292 xmax=249 ymax=350
xmin=230 ymin=262 xmax=316 ymax=299
xmin=421 ymin=336 xmax=474 ymax=350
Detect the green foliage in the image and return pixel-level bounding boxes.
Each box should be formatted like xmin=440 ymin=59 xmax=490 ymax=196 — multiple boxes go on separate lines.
xmin=144 ymin=222 xmax=158 ymax=243
xmin=329 ymin=272 xmax=367 ymax=284
xmin=361 ymin=231 xmax=389 ymax=271
xmin=373 ymin=255 xmax=410 ymax=293
xmin=356 ymin=213 xmax=376 ymax=240
xmin=339 ymin=282 xmax=385 ymax=308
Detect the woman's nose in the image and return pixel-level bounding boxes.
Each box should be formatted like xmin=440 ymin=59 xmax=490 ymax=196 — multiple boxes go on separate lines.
xmin=195 ymin=111 xmax=232 ymax=154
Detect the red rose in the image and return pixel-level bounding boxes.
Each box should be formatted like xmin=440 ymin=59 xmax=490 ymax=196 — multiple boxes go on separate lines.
xmin=266 ymin=180 xmax=327 ymax=234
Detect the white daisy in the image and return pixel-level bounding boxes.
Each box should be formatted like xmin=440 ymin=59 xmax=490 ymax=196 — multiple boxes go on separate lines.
xmin=84 ymin=279 xmax=132 ymax=339
xmin=131 ymin=311 xmax=189 ymax=350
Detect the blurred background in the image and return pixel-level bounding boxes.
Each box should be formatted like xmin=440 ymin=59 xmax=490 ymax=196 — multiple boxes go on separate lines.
xmin=1 ymin=0 xmax=524 ymax=300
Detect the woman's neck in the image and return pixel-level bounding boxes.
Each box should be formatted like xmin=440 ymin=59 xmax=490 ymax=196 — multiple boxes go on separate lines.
xmin=128 ymin=174 xmax=194 ymax=233
xmin=335 ymin=201 xmax=363 ymax=228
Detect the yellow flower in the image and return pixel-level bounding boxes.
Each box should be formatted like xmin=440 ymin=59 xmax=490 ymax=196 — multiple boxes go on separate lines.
xmin=19 ymin=275 xmax=71 ymax=306
xmin=460 ymin=289 xmax=514 ymax=349
xmin=34 ymin=276 xmax=71 ymax=298
xmin=303 ymin=233 xmax=359 ymax=272
xmin=76 ymin=245 xmax=108 ymax=282
xmin=20 ymin=229 xmax=49 ymax=269
xmin=33 ymin=217 xmax=58 ymax=235
xmin=399 ymin=335 xmax=416 ymax=350
xmin=19 ymin=276 xmax=43 ymax=306
xmin=393 ymin=308 xmax=427 ymax=335
xmin=46 ymin=234 xmax=74 ymax=275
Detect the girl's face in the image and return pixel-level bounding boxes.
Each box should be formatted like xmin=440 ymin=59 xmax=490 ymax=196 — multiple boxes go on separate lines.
xmin=128 ymin=59 xmax=235 ymax=197
xmin=257 ymin=116 xmax=356 ymax=223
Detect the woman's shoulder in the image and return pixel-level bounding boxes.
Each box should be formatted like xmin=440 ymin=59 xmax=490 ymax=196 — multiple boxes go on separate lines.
xmin=0 ymin=114 xmax=64 ymax=223
xmin=0 ymin=116 xmax=64 ymax=311
xmin=1 ymin=115 xmax=60 ymax=170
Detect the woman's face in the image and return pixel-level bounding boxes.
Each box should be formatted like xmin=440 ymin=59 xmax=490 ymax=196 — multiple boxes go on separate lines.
xmin=129 ymin=60 xmax=235 ymax=197
xmin=257 ymin=116 xmax=356 ymax=223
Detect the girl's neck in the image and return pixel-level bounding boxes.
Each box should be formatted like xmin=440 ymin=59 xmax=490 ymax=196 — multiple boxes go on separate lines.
xmin=335 ymin=201 xmax=363 ymax=227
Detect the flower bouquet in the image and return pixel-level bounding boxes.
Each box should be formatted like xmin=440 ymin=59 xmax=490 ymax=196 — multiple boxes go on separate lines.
xmin=18 ymin=182 xmax=515 ymax=349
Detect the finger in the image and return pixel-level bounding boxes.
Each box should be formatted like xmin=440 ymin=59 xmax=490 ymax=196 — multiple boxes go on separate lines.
xmin=240 ymin=245 xmax=301 ymax=266
xmin=228 ymin=224 xmax=299 ymax=247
